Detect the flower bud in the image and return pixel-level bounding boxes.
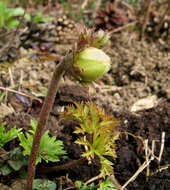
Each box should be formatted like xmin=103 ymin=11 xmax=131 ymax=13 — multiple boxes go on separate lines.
xmin=73 ymin=47 xmax=111 ymax=83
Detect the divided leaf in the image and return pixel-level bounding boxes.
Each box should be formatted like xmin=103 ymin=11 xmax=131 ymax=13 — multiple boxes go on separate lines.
xmin=0 ymin=123 xmax=22 ymax=149
xmin=61 ymin=102 xmax=119 ymax=177
xmin=18 ymin=120 xmax=66 ymax=165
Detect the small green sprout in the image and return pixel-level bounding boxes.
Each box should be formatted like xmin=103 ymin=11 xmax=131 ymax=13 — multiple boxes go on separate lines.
xmin=0 ymin=122 xmax=22 ymax=149
xmin=18 ymin=120 xmax=66 ymax=164
xmin=61 ymin=102 xmax=119 ymax=178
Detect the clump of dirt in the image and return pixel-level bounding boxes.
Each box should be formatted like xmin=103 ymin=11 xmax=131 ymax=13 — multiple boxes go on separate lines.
xmin=113 ymin=100 xmax=170 ymax=189
xmin=93 ymin=32 xmax=170 ymax=111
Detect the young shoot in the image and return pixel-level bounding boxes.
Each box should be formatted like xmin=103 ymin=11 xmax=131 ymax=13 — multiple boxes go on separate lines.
xmin=61 ymin=102 xmax=119 ymax=178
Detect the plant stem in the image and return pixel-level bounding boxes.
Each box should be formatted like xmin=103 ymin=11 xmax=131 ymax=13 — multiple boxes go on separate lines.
xmin=38 ymin=158 xmax=86 ymax=174
xmin=140 ymin=0 xmax=152 ymax=40
xmin=26 ymin=53 xmax=73 ymax=190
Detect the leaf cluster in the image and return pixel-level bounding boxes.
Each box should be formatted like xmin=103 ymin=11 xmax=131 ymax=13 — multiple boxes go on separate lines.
xmin=18 ymin=120 xmax=67 ymax=165
xmin=0 ymin=122 xmax=22 ymax=149
xmin=0 ymin=1 xmax=53 ymax=29
xmin=60 ymin=102 xmax=119 ymax=177
xmin=0 ymin=148 xmax=28 ymax=176
xmin=0 ymin=1 xmax=24 ymax=28
xmin=25 ymin=12 xmax=53 ymax=24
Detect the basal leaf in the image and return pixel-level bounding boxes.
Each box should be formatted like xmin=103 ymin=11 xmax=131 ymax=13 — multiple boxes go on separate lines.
xmin=6 ymin=7 xmax=24 ymax=17
xmin=33 ymin=179 xmax=57 ymax=190
xmin=0 ymin=123 xmax=22 ymax=149
xmin=19 ymin=120 xmax=66 ymax=164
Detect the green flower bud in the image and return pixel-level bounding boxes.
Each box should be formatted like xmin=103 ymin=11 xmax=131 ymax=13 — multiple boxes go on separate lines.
xmin=74 ymin=47 xmax=111 ymax=83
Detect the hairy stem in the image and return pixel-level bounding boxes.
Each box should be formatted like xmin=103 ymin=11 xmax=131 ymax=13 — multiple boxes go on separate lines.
xmin=26 ymin=53 xmax=73 ymax=190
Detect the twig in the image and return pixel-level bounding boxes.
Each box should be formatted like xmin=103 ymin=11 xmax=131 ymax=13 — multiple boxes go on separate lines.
xmin=81 ymin=0 xmax=89 ymax=9
xmin=122 ymin=156 xmax=154 ymax=189
xmin=154 ymin=3 xmax=170 ymax=36
xmin=85 ymin=175 xmax=101 ymax=185
xmin=140 ymin=0 xmax=152 ymax=40
xmin=150 ymin=164 xmax=170 ymax=176
xmin=144 ymin=139 xmax=150 ymax=181
xmin=19 ymin=70 xmax=24 ymax=91
xmin=151 ymin=139 xmax=155 ymax=155
xmin=8 ymin=68 xmax=15 ymax=87
xmin=109 ymin=175 xmax=125 ymax=190
xmin=120 ymin=131 xmax=167 ymax=189
xmin=109 ymin=21 xmax=137 ymax=35
xmin=113 ymin=0 xmax=120 ymax=8
xmin=92 ymin=0 xmax=102 ymax=18
xmin=121 ymin=1 xmax=134 ymax=13
xmin=158 ymin=132 xmax=165 ymax=163
xmin=63 ymin=186 xmax=75 ymax=190
xmin=0 ymin=86 xmax=41 ymax=103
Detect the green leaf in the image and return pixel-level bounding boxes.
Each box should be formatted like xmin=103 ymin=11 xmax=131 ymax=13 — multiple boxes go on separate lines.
xmin=33 ymin=12 xmax=53 ymax=23
xmin=24 ymin=13 xmax=31 ymax=21
xmin=19 ymin=120 xmax=66 ymax=165
xmin=6 ymin=7 xmax=24 ymax=17
xmin=33 ymin=179 xmax=57 ymax=190
xmin=41 ymin=16 xmax=53 ymax=22
xmin=6 ymin=19 xmax=19 ymax=29
xmin=0 ymin=164 xmax=13 ymax=176
xmin=33 ymin=12 xmax=43 ymax=23
xmin=100 ymin=179 xmax=117 ymax=190
xmin=30 ymin=119 xmax=37 ymax=128
xmin=75 ymin=180 xmax=96 ymax=190
xmin=0 ymin=1 xmax=6 ymax=27
xmin=0 ymin=0 xmax=24 ymax=29
xmin=61 ymin=102 xmax=119 ymax=178
xmin=7 ymin=148 xmax=28 ymax=171
xmin=75 ymin=137 xmax=89 ymax=146
xmin=0 ymin=123 xmax=22 ymax=149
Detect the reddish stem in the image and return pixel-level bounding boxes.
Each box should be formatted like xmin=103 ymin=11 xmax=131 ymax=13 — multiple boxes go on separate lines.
xmin=26 ymin=54 xmax=73 ymax=190
xmin=38 ymin=158 xmax=86 ymax=174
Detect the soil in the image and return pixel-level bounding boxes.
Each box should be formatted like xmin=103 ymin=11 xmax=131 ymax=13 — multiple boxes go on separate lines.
xmin=0 ymin=1 xmax=170 ymax=190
